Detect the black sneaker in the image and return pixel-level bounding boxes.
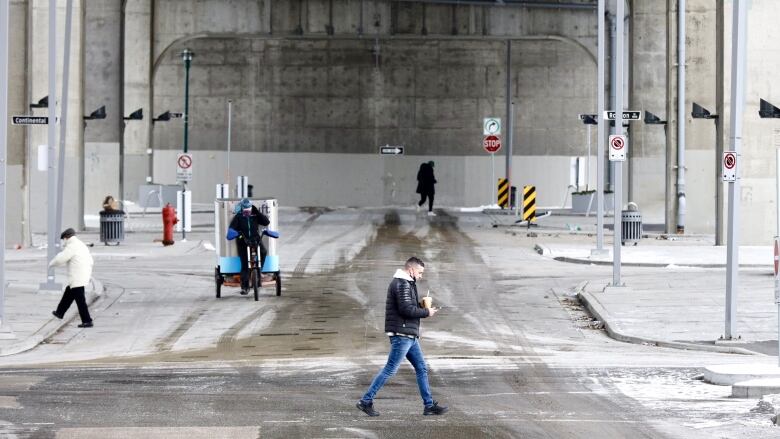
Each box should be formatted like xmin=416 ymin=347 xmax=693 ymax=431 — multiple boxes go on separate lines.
xmin=240 ymin=289 xmax=249 ymax=295
xmin=356 ymin=401 xmax=379 ymax=417
xmin=423 ymin=401 xmax=448 ymax=416
xmin=52 ymin=311 xmax=63 ymax=319
xmin=77 ymin=321 xmax=93 ymax=328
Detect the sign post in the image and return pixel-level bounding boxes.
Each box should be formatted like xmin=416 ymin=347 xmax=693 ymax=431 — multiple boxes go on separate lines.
xmin=483 ymin=135 xmax=502 ymax=205
xmin=0 ymin=0 xmax=11 ymax=337
xmin=612 ymin=0 xmax=626 ymax=287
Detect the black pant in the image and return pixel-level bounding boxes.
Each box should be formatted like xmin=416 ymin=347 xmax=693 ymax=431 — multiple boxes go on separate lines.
xmin=236 ymin=240 xmax=267 ymax=289
xmin=418 ymin=192 xmax=434 ymax=212
xmin=55 ymin=286 xmax=92 ymax=323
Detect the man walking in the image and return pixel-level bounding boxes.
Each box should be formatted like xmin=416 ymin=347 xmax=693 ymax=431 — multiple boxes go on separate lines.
xmin=50 ymin=228 xmax=95 ymax=328
xmin=416 ymin=161 xmax=437 ymax=216
xmin=356 ymin=257 xmax=448 ymax=417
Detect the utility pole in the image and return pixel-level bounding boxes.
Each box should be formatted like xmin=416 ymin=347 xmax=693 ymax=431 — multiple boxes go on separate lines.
xmin=724 ymin=0 xmax=748 ymax=340
xmin=593 ymin=0 xmax=607 ymax=256
xmin=0 ymin=0 xmax=12 ymax=336
xmin=40 ymin=0 xmax=61 ymax=292
xmin=612 ymin=0 xmax=625 ymax=286
xmin=180 ymin=48 xmax=193 ymax=241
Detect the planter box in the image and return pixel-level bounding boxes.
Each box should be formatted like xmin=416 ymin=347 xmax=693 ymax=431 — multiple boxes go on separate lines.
xmin=572 ymin=192 xmax=614 ymax=214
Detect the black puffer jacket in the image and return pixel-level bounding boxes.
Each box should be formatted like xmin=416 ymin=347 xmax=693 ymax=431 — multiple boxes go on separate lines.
xmin=384 ymin=269 xmax=430 ymax=337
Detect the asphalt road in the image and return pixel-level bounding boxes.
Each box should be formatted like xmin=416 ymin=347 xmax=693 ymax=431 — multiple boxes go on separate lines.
xmin=0 ymin=209 xmax=772 ymax=438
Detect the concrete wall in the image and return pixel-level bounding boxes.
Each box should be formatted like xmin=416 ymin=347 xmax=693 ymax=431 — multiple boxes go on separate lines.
xmin=137 ymin=1 xmax=599 ymax=214
xmin=153 ymin=149 xmax=595 ymax=210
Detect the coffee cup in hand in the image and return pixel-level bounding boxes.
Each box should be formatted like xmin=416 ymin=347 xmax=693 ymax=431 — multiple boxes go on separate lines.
xmin=421 ymin=296 xmax=433 ymax=309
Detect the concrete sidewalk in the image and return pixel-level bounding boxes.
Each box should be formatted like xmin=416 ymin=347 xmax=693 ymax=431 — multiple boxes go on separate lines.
xmin=535 ymin=241 xmax=777 ymax=353
xmin=0 ymin=267 xmax=103 ymax=356
xmin=537 ymin=241 xmax=774 ymax=268
xmin=537 ymin=238 xmax=780 ymax=398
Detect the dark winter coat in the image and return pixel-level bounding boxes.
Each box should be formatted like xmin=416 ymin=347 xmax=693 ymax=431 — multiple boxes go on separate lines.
xmin=384 ymin=269 xmax=430 ymax=337
xmin=416 ymin=163 xmax=437 ymax=194
xmin=229 ymin=206 xmax=270 ymax=246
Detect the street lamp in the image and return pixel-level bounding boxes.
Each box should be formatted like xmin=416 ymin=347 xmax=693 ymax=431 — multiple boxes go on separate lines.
xmin=644 ymin=111 xmax=667 ymax=125
xmin=123 ymin=108 xmax=143 ymax=121
xmin=29 ymin=96 xmax=48 ymax=109
xmin=759 ymin=98 xmax=780 ymax=119
xmin=180 ymin=48 xmax=194 ymax=241
xmin=692 ymin=102 xmax=718 ymax=120
xmin=181 ymin=49 xmax=193 ymax=154
xmin=153 ymin=111 xmax=171 ymax=123
xmin=83 ymin=105 xmax=106 ymax=121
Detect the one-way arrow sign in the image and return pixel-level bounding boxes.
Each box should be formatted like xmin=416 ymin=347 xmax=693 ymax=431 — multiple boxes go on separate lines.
xmin=603 ymin=111 xmax=641 ymax=121
xmin=11 ymin=116 xmax=49 ymax=125
xmin=380 ymin=145 xmax=404 ymax=155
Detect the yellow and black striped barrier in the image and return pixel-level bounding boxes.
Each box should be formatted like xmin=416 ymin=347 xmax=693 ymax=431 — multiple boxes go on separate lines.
xmin=523 ymin=185 xmax=537 ymax=223
xmin=497 ymin=178 xmax=509 ymax=209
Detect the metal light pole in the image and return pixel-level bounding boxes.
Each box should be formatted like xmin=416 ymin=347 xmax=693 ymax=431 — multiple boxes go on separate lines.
xmin=612 ymin=0 xmax=625 ymax=287
xmin=180 ymin=48 xmax=193 ymax=240
xmin=0 ymin=0 xmax=11 ymax=334
xmin=593 ymin=0 xmax=607 ymax=256
xmin=40 ymin=0 xmax=61 ymax=291
xmin=724 ymin=0 xmax=747 ymax=340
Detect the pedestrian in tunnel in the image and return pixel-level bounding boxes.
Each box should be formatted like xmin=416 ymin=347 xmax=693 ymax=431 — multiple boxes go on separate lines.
xmin=416 ymin=161 xmax=437 ymax=216
xmin=356 ymin=257 xmax=448 ymax=417
xmin=227 ymin=198 xmax=271 ymax=294
xmin=50 ymin=228 xmax=95 ymax=328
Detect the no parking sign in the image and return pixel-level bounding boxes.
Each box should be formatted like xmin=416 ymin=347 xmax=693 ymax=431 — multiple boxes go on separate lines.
xmin=722 ymin=151 xmax=737 ymax=182
xmin=609 ymin=135 xmax=627 ymax=161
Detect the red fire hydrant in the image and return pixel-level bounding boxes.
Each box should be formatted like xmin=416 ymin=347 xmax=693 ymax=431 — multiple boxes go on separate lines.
xmin=162 ymin=203 xmax=178 ymax=246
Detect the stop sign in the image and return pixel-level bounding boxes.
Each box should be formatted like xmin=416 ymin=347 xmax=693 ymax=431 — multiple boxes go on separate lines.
xmin=483 ymin=135 xmax=502 ymax=153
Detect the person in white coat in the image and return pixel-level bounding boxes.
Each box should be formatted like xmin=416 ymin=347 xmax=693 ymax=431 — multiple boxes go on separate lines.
xmin=50 ymin=228 xmax=94 ymax=328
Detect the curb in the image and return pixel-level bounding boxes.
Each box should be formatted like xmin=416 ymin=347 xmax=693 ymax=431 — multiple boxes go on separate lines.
xmin=577 ymin=290 xmax=760 ymax=356
xmin=0 ymin=278 xmax=105 ymax=357
xmin=535 ymin=244 xmax=770 ymax=269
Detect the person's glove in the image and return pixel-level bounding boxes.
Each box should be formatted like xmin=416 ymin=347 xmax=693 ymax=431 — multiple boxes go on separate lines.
xmin=226 ymin=228 xmax=239 ymax=240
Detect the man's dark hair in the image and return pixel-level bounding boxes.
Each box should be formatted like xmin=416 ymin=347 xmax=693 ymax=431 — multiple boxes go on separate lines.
xmin=405 ymin=257 xmax=424 ymax=268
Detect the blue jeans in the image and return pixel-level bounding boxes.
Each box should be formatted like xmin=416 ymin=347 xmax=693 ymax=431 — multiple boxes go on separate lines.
xmin=361 ymin=336 xmax=434 ymax=407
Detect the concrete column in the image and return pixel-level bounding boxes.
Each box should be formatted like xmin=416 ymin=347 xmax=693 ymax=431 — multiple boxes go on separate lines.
xmin=83 ymin=0 xmax=121 ymax=215
xmin=8 ymin=1 xmax=29 ymax=247
xmin=28 ymin=0 xmax=84 ymax=235
xmin=124 ymin=0 xmax=151 ymax=202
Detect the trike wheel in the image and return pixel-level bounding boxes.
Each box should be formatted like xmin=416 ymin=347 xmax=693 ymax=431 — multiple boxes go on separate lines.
xmin=275 ymin=272 xmax=282 ymax=296
xmin=252 ymin=268 xmax=260 ymax=301
xmin=215 ymin=267 xmax=222 ymax=299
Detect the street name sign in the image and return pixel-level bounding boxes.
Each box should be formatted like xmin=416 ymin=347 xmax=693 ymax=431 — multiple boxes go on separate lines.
xmin=483 ymin=117 xmax=501 ymax=135
xmin=722 ymin=151 xmax=737 ymax=182
xmin=609 ymin=134 xmax=627 ymax=161
xmin=380 ymin=145 xmax=404 ymax=155
xmin=11 ymin=116 xmax=48 ymax=125
xmin=483 ymin=135 xmax=502 ymax=154
xmin=176 ymin=153 xmax=193 ymax=182
xmin=603 ymin=111 xmax=641 ymax=121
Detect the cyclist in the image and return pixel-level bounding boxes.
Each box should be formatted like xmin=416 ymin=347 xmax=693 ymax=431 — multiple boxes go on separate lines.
xmin=227 ymin=198 xmax=270 ymax=294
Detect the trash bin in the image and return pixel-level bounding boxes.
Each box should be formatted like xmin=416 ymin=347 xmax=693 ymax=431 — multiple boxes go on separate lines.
xmin=621 ymin=208 xmax=642 ymax=246
xmin=99 ymin=211 xmax=125 ymax=245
